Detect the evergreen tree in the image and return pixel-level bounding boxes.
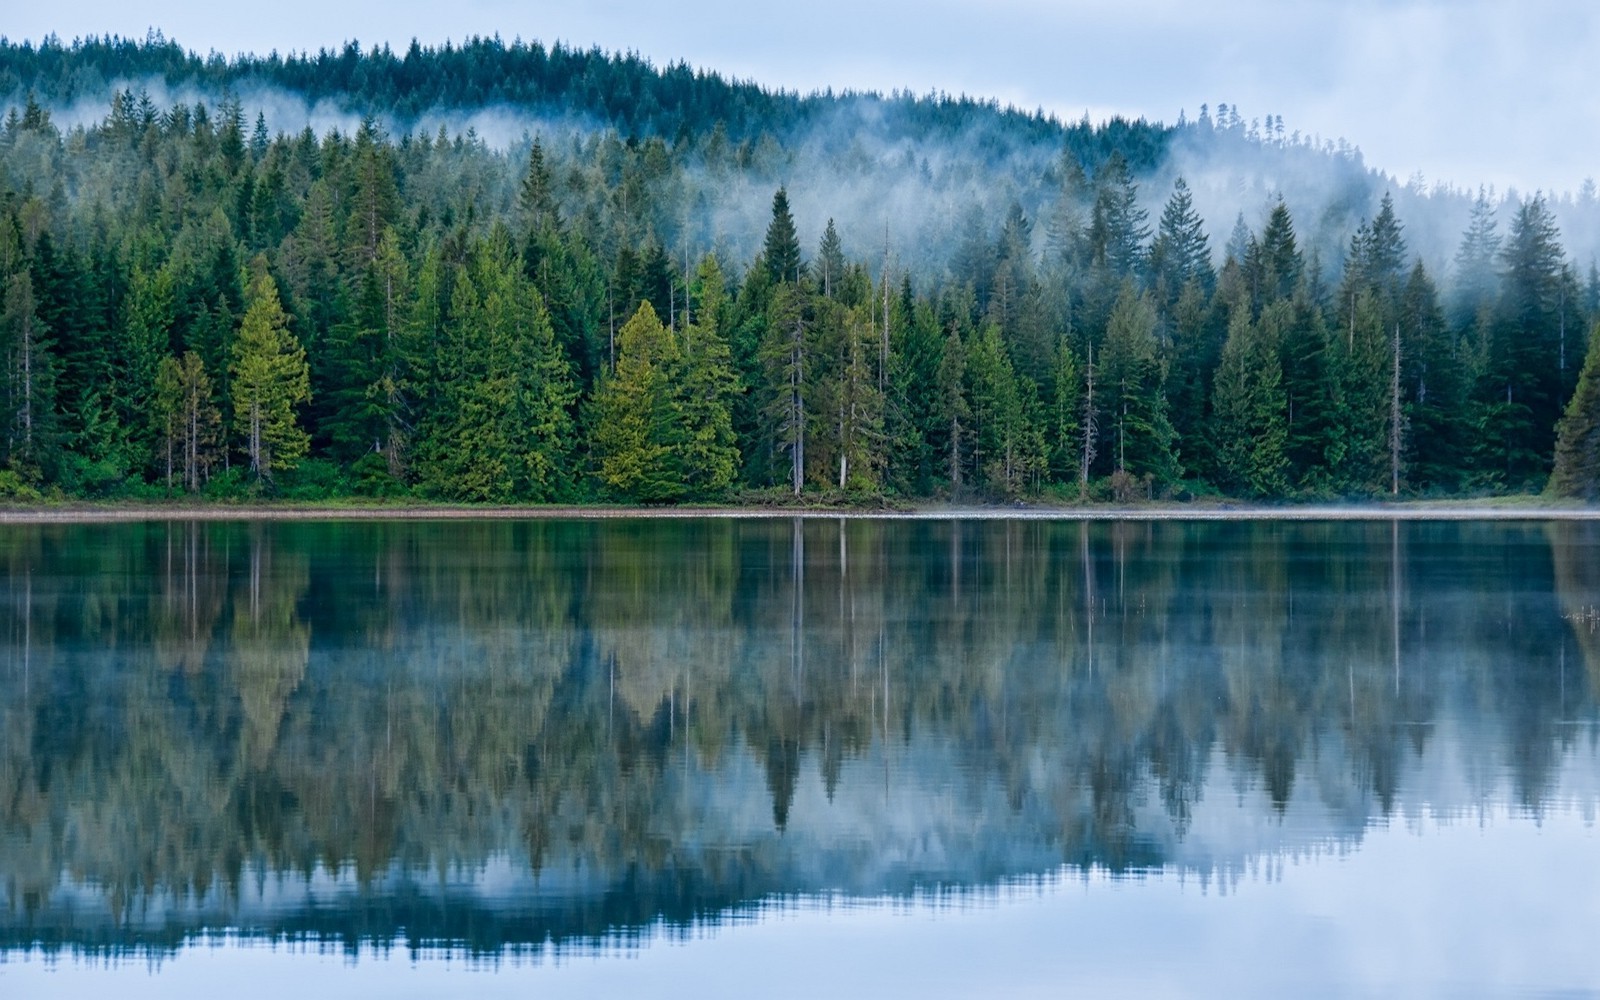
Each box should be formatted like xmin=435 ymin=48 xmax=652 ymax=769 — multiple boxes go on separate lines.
xmin=154 ymin=351 xmax=221 ymax=492
xmin=1 ymin=269 xmax=56 ymax=476
xmin=936 ymin=320 xmax=970 ymax=494
xmin=1097 ymin=284 xmax=1178 ymax=487
xmin=677 ymin=255 xmax=742 ymax=497
xmin=1550 ymin=322 xmax=1600 ymax=498
xmin=1211 ymin=305 xmax=1289 ymax=497
xmin=967 ymin=324 xmax=1040 ymax=495
xmin=1479 ymin=195 xmax=1565 ymax=486
xmin=1247 ymin=200 xmax=1302 ymax=310
xmin=763 ymin=281 xmax=810 ymax=495
xmin=231 ymin=260 xmax=311 ymax=480
xmin=1149 ymin=177 xmax=1214 ymax=306
xmin=592 ymin=300 xmax=684 ymax=502
xmin=1452 ymin=188 xmax=1501 ymax=328
xmin=1399 ymin=261 xmax=1464 ymax=490
xmin=1087 ymin=152 xmax=1149 ymax=279
xmin=519 ymin=136 xmax=560 ymax=231
xmin=1325 ymin=290 xmax=1391 ymax=493
xmin=816 ymin=219 xmax=846 ymax=300
xmin=824 ymin=302 xmax=886 ymax=490
xmin=1048 ymin=337 xmax=1082 ymax=483
xmin=763 ymin=187 xmax=803 ymax=285
xmin=119 ymin=264 xmax=177 ymax=474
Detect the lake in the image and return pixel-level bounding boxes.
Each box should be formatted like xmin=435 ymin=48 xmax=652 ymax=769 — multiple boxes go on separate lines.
xmin=2 ymin=516 xmax=1598 ymax=997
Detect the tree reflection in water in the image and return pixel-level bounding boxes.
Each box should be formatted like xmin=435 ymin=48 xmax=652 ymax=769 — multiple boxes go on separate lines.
xmin=0 ymin=517 xmax=1596 ymax=957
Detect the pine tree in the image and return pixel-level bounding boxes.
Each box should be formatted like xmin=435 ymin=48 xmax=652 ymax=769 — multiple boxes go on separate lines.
xmin=1087 ymin=152 xmax=1149 ymax=279
xmin=1049 ymin=337 xmax=1082 ymax=483
xmin=827 ymin=303 xmax=885 ymax=490
xmin=230 ymin=260 xmax=311 ymax=480
xmin=416 ymin=230 xmax=576 ymax=501
xmin=593 ymin=300 xmax=684 ymax=501
xmin=1149 ymin=177 xmax=1213 ymax=305
xmin=1399 ymin=261 xmax=1464 ymax=490
xmin=677 ymin=255 xmax=742 ymax=497
xmin=1211 ymin=305 xmax=1289 ymax=497
xmin=763 ymin=187 xmax=803 ymax=285
xmin=967 ymin=324 xmax=1039 ymax=495
xmin=1550 ymin=322 xmax=1600 ymax=499
xmin=154 ymin=351 xmax=221 ymax=492
xmin=1325 ymin=289 xmax=1390 ymax=493
xmin=1479 ymin=195 xmax=1565 ymax=486
xmin=1452 ymin=188 xmax=1501 ymax=328
xmin=1097 ymin=285 xmax=1178 ymax=486
xmin=1 ymin=269 xmax=56 ymax=476
xmin=763 ymin=281 xmax=809 ymax=495
xmin=1247 ymin=200 xmax=1302 ymax=310
xmin=519 ymin=136 xmax=560 ymax=232
xmin=816 ymin=219 xmax=845 ymax=300
xmin=937 ymin=321 xmax=970 ymax=494
xmin=120 ymin=264 xmax=176 ymax=474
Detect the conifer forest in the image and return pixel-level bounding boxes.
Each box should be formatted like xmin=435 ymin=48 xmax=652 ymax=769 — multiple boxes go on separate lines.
xmin=5 ymin=33 xmax=1600 ymax=504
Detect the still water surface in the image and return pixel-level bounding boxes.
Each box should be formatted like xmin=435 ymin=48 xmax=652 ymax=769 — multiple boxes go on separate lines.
xmin=2 ymin=517 xmax=1599 ymax=997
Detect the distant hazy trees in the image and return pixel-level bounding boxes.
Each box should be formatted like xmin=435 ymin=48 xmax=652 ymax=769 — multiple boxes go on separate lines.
xmin=3 ymin=49 xmax=1600 ymax=502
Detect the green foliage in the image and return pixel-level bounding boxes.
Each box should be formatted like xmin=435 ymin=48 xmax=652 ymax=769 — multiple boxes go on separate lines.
xmin=763 ymin=188 xmax=802 ymax=286
xmin=676 ymin=256 xmax=743 ymax=498
xmin=231 ymin=261 xmax=311 ymax=480
xmin=592 ymin=301 xmax=686 ymax=502
xmin=414 ymin=229 xmax=577 ymax=502
xmin=0 ymin=468 xmax=43 ymax=501
xmin=1097 ymin=285 xmax=1178 ymax=486
xmin=1211 ymin=306 xmax=1289 ymax=497
xmin=1549 ymin=323 xmax=1600 ymax=499
xmin=0 ymin=47 xmax=1589 ymax=505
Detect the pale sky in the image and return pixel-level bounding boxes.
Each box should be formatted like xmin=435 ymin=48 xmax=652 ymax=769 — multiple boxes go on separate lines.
xmin=7 ymin=0 xmax=1596 ymax=195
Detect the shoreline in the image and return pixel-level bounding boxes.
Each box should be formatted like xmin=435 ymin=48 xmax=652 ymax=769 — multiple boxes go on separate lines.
xmin=3 ymin=499 xmax=1599 ymax=524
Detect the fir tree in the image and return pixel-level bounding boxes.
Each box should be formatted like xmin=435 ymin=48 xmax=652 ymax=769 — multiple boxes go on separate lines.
xmin=677 ymin=255 xmax=742 ymax=497
xmin=1211 ymin=304 xmax=1289 ymax=497
xmin=231 ymin=260 xmax=310 ymax=480
xmin=763 ymin=187 xmax=802 ymax=285
xmin=1550 ymin=322 xmax=1600 ymax=498
xmin=593 ymin=300 xmax=684 ymax=501
xmin=1097 ymin=285 xmax=1178 ymax=486
xmin=1149 ymin=177 xmax=1213 ymax=305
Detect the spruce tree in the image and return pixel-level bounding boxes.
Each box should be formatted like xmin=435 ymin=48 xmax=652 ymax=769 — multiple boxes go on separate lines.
xmin=1211 ymin=305 xmax=1289 ymax=497
xmin=1 ymin=269 xmax=57 ymax=476
xmin=231 ymin=262 xmax=310 ymax=480
xmin=1097 ymin=285 xmax=1178 ymax=486
xmin=1149 ymin=177 xmax=1213 ymax=305
xmin=1049 ymin=337 xmax=1082 ymax=483
xmin=1550 ymin=323 xmax=1600 ymax=499
xmin=763 ymin=187 xmax=803 ymax=285
xmin=593 ymin=301 xmax=684 ymax=501
xmin=677 ymin=256 xmax=742 ymax=497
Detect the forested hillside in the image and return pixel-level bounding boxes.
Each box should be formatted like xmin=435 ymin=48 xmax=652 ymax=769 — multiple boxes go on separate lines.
xmin=2 ymin=33 xmax=1600 ymax=502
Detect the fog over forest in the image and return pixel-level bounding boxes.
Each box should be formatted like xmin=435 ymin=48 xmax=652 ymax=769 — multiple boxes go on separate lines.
xmin=3 ymin=34 xmax=1600 ymax=503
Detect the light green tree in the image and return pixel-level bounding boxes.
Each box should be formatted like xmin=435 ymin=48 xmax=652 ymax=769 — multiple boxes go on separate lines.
xmin=155 ymin=352 xmax=222 ymax=492
xmin=593 ymin=300 xmax=685 ymax=502
xmin=230 ymin=260 xmax=310 ymax=480
xmin=677 ymin=255 xmax=742 ymax=497
xmin=1550 ymin=323 xmax=1600 ymax=499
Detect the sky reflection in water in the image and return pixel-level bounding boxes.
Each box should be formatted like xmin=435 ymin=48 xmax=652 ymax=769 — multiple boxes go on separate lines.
xmin=1 ymin=517 xmax=1598 ymax=996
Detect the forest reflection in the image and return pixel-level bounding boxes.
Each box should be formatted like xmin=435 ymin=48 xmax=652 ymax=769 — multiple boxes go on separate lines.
xmin=1 ymin=517 xmax=1597 ymax=958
